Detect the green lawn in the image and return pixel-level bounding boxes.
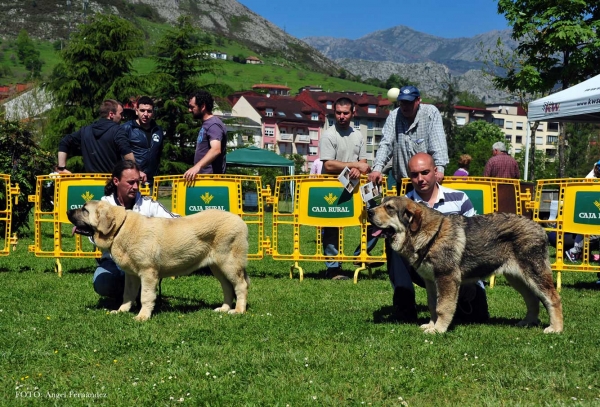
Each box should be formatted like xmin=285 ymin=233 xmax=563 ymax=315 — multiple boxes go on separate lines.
xmin=1 ymin=212 xmax=599 ymax=406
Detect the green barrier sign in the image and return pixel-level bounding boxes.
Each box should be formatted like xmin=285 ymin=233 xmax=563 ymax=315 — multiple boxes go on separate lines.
xmin=185 ymin=186 xmax=230 ymax=215
xmin=573 ymin=191 xmax=600 ymax=225
xmin=66 ymin=186 xmax=105 ymax=210
xmin=462 ymin=190 xmax=484 ymax=215
xmin=307 ymin=187 xmax=354 ymax=218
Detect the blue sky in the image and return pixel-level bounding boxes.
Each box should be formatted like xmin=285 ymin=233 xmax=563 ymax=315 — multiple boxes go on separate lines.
xmin=237 ymin=0 xmax=510 ymax=40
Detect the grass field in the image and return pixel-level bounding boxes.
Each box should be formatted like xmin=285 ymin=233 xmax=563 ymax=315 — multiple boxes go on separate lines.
xmin=1 ymin=210 xmax=600 ymax=406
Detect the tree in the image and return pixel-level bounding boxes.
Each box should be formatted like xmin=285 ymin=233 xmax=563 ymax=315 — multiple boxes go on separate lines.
xmin=447 ymin=121 xmax=505 ymax=176
xmin=15 ymin=29 xmax=42 ymax=79
xmin=0 ymin=120 xmax=53 ymax=236
xmin=151 ymin=15 xmax=224 ymax=175
xmin=495 ymin=1 xmax=600 ymax=177
xmin=43 ymin=14 xmax=144 ymax=157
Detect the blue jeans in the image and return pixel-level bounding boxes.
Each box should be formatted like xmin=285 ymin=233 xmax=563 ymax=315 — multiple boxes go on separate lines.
xmin=323 ymin=227 xmax=340 ymax=269
xmin=93 ymin=258 xmax=125 ymax=300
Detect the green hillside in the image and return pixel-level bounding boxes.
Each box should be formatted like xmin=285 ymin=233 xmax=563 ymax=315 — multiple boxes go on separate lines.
xmin=0 ymin=18 xmax=386 ymax=97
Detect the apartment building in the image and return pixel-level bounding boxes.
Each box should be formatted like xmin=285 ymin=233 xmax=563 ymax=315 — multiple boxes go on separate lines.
xmin=486 ymin=104 xmax=559 ymax=158
xmin=231 ymin=94 xmax=323 ymax=172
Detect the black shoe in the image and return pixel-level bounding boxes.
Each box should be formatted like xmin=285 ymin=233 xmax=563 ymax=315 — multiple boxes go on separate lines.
xmin=393 ymin=287 xmax=417 ymax=322
xmin=325 ymin=267 xmax=349 ymax=280
xmin=455 ymin=283 xmax=489 ymax=323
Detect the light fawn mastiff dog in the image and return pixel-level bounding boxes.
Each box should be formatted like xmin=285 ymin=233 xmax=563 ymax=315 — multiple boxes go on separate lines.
xmin=369 ymin=196 xmax=563 ymax=334
xmin=68 ymin=200 xmax=249 ymax=321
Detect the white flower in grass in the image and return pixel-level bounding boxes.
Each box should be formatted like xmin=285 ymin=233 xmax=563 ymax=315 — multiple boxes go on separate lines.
xmin=178 ymin=398 xmax=184 ymax=402
xmin=312 ymin=396 xmax=317 ymax=400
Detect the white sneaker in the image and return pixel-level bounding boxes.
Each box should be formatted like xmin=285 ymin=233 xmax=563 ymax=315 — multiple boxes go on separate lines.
xmin=565 ymin=250 xmax=578 ymax=263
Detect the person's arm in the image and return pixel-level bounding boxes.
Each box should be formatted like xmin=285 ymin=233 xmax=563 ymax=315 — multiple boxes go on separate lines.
xmin=323 ymin=159 xmax=369 ymax=179
xmin=183 ymin=140 xmax=221 ymax=181
xmin=57 ymin=129 xmax=83 ymax=174
xmin=371 ymin=112 xmax=395 ymax=174
xmin=483 ymin=160 xmax=492 ymax=177
xmin=427 ymin=108 xmax=449 ymax=182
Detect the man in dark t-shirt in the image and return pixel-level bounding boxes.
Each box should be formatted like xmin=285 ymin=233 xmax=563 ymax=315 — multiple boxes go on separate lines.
xmin=183 ymin=90 xmax=227 ymax=180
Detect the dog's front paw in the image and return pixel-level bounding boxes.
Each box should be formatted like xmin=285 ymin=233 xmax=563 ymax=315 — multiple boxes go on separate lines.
xmin=214 ymin=305 xmax=232 ymax=313
xmin=134 ymin=313 xmax=150 ymax=322
xmin=543 ymin=325 xmax=562 ymax=334
xmin=420 ymin=321 xmax=434 ymax=330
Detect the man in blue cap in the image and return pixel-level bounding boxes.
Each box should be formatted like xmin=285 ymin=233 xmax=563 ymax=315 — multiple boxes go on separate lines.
xmin=368 ymin=86 xmax=488 ymax=323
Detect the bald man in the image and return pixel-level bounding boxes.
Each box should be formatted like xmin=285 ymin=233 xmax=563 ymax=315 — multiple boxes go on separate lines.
xmin=387 ymin=153 xmax=489 ymax=324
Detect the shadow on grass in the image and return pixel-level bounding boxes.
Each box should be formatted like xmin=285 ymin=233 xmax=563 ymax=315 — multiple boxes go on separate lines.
xmin=90 ymin=295 xmax=239 ymax=316
xmin=561 ymin=281 xmax=600 ymax=290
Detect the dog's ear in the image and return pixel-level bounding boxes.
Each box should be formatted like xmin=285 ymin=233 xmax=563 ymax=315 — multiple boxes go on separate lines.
xmin=95 ymin=202 xmax=126 ymax=236
xmin=408 ymin=207 xmax=423 ymax=232
xmin=403 ymin=200 xmax=423 ymax=232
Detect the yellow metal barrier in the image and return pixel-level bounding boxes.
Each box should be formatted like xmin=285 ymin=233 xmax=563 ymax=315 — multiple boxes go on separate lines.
xmin=271 ymin=175 xmax=388 ymax=283
xmin=29 ymin=174 xmax=111 ymax=276
xmin=0 ymin=174 xmax=20 ymax=255
xmin=532 ymin=178 xmax=600 ymax=290
xmin=152 ymin=174 xmax=266 ymax=260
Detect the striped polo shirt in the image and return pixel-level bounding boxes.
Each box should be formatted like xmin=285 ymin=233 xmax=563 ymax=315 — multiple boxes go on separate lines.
xmin=406 ymin=184 xmax=476 ymax=217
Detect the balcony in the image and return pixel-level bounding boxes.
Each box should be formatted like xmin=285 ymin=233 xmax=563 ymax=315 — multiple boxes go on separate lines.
xmin=278 ymin=133 xmax=293 ymax=142
xmin=295 ymin=135 xmax=311 ymax=143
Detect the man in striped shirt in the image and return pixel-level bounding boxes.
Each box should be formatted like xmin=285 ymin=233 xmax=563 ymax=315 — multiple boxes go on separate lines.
xmin=388 ymin=153 xmax=489 ymax=323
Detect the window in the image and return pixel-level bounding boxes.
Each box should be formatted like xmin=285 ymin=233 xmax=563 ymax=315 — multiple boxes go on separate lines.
xmin=536 ymin=136 xmax=543 ymax=145
xmin=311 ymin=112 xmax=319 ymax=121
xmin=326 ymin=101 xmax=333 ymax=109
xmin=456 ymin=116 xmax=466 ymax=126
xmin=328 ymin=118 xmax=334 ymax=127
xmin=547 ymin=122 xmax=559 ymax=132
xmin=309 ymin=130 xmax=318 ymax=140
xmin=516 ymin=135 xmax=523 ymax=144
xmin=367 ymin=136 xmax=373 ymax=145
xmin=280 ymin=127 xmax=287 ymax=134
xmin=493 ymin=118 xmax=504 ymax=127
xmin=375 ymin=121 xmax=382 ymax=129
xmin=505 ymin=121 xmax=513 ymax=129
xmin=309 ymin=146 xmax=318 ymax=156
xmin=265 ymin=143 xmax=274 ymax=151
xmin=367 ymin=120 xmax=374 ymax=129
xmin=505 ymin=135 xmax=512 ymax=143
xmin=294 ymin=113 xmax=303 ymax=119
xmin=516 ymin=122 xmax=523 ymax=130
xmin=368 ymin=104 xmax=376 ymax=114
xmin=353 ymin=119 xmax=360 ymax=129
xmin=547 ymin=135 xmax=558 ymax=144
xmin=265 ymin=108 xmax=273 ymax=117
xmin=515 ymin=148 xmax=522 ymax=154
xmin=546 ymin=148 xmax=557 ymax=157
xmin=264 ymin=127 xmax=274 ymax=137
xmin=277 ymin=111 xmax=286 ymax=117
xmin=535 ymin=123 xmax=544 ymax=131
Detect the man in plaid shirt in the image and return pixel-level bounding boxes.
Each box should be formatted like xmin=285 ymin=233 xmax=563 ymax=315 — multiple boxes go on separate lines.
xmin=369 ymin=85 xmax=449 ymax=185
xmin=369 ymin=86 xmax=465 ymax=323
xmin=483 ymin=141 xmax=520 ymax=179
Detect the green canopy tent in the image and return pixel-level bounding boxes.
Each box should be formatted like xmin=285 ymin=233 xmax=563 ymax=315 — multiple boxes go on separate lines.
xmin=227 ymin=146 xmax=295 ymax=200
xmin=227 ymin=146 xmax=295 ymax=175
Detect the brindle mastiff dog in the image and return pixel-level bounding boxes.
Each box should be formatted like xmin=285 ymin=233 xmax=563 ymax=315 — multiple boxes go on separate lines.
xmin=68 ymin=200 xmax=249 ymax=321
xmin=369 ymin=196 xmax=563 ymax=334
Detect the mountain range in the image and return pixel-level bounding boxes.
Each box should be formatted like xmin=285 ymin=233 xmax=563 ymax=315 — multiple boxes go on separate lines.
xmin=0 ymin=0 xmax=516 ymax=102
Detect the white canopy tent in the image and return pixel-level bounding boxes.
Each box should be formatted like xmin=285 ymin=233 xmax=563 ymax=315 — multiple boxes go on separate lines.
xmin=525 ymin=74 xmax=600 ymax=179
